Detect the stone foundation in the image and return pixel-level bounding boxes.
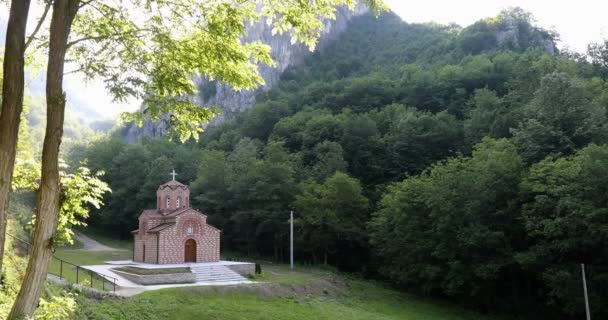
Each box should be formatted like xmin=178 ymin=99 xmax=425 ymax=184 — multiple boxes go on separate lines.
xmin=227 ymin=263 xmax=255 ymax=276
xmin=113 ymin=269 xmax=195 ymax=285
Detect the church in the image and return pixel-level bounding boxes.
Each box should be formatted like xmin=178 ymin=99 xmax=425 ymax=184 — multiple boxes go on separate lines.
xmin=131 ymin=171 xmax=221 ymax=264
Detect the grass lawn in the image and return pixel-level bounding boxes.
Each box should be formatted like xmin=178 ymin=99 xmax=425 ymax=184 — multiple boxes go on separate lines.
xmin=47 ymin=226 xmax=134 ymax=290
xmin=73 ymin=264 xmax=511 ymax=320
xmin=113 ymin=266 xmax=191 ymax=275
xmin=249 ymin=264 xmax=335 ymax=285
xmin=53 ymin=248 xmax=132 ymax=265
xmin=49 ymin=248 xmax=132 ymax=291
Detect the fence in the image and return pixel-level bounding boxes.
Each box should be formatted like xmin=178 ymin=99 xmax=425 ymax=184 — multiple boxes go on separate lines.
xmin=7 ymin=232 xmax=118 ymax=293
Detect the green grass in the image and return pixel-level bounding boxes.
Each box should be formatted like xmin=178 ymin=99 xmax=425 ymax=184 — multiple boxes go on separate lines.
xmin=53 ymin=248 xmax=132 ymax=265
xmin=114 ymin=266 xmax=191 ymax=275
xmin=48 ymin=248 xmax=132 ymax=291
xmin=73 ymin=264 xmax=511 ymax=320
xmin=249 ymin=264 xmax=332 ymax=285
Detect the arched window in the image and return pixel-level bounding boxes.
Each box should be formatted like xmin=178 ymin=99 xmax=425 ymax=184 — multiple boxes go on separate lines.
xmin=187 ymin=224 xmax=193 ymax=234
xmin=176 ymin=197 xmax=181 ymax=208
xmin=166 ymin=196 xmax=170 ymax=209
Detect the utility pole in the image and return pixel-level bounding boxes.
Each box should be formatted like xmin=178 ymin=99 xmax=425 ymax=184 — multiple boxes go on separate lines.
xmin=581 ymin=263 xmax=591 ymax=320
xmin=290 ymin=210 xmax=294 ymax=270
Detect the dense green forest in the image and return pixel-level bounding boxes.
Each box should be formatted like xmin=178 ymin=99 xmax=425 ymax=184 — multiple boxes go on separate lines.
xmin=71 ymin=9 xmax=608 ymax=318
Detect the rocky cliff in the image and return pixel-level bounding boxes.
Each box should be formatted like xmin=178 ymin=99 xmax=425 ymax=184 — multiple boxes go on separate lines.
xmin=125 ymin=5 xmax=367 ymax=142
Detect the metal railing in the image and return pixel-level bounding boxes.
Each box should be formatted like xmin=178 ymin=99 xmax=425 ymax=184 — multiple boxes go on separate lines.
xmin=7 ymin=232 xmax=118 ymax=293
xmin=51 ymin=255 xmax=117 ymax=292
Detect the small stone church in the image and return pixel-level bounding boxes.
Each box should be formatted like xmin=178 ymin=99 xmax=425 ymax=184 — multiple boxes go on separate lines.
xmin=132 ymin=171 xmax=220 ymax=264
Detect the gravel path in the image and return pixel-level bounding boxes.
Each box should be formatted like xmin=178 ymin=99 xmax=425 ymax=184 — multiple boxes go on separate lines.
xmin=73 ymin=231 xmax=124 ymax=251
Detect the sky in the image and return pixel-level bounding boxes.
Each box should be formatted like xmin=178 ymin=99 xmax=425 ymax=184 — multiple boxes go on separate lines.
xmin=2 ymin=1 xmax=608 ymax=119
xmin=386 ymin=0 xmax=608 ymax=53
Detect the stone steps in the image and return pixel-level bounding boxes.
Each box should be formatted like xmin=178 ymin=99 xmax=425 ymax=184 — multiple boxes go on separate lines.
xmin=190 ymin=265 xmax=251 ymax=284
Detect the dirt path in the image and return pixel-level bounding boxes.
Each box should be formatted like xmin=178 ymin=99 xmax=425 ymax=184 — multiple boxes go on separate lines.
xmin=73 ymin=231 xmax=125 ymax=251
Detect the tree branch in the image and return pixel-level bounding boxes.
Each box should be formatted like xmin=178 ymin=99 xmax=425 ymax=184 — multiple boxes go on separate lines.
xmin=79 ymin=0 xmax=96 ymax=9
xmin=24 ymin=0 xmax=52 ymax=50
xmin=63 ymin=67 xmax=84 ymax=76
xmin=66 ymin=35 xmax=107 ymax=48
xmin=66 ymin=28 xmax=152 ymax=49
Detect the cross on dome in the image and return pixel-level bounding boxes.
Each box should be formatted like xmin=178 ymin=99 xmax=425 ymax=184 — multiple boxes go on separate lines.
xmin=170 ymin=169 xmax=178 ymax=181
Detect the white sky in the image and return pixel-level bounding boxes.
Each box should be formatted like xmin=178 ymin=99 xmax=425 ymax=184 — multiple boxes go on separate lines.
xmin=3 ymin=1 xmax=608 ymax=118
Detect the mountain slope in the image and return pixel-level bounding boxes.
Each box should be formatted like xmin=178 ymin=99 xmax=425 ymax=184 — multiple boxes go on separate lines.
xmin=124 ymin=5 xmax=368 ymax=142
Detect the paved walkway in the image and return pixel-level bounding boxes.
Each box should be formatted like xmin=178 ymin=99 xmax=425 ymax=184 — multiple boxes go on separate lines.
xmin=73 ymin=232 xmax=125 ymax=252
xmin=81 ymin=261 xmax=255 ymax=296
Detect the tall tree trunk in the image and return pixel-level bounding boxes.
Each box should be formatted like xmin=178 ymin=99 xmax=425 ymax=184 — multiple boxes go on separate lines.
xmin=0 ymin=0 xmax=31 ymax=275
xmin=8 ymin=1 xmax=79 ymax=318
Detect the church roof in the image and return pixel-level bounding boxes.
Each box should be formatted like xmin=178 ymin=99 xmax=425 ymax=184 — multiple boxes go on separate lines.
xmin=135 ymin=207 xmax=221 ymax=233
xmin=164 ymin=207 xmax=194 ymax=217
xmin=158 ymin=180 xmax=188 ymax=191
xmin=140 ymin=209 xmax=164 ymax=218
xmin=139 ymin=207 xmax=208 ymax=218
xmin=147 ymin=222 xmax=176 ymax=233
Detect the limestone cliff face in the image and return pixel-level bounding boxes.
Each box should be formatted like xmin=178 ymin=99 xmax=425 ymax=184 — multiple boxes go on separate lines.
xmin=493 ymin=14 xmax=556 ymax=54
xmin=125 ymin=5 xmax=367 ymax=142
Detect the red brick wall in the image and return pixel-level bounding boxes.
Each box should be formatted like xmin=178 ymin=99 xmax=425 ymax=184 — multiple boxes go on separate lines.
xmin=156 ymin=185 xmax=190 ymax=210
xmin=158 ymin=211 xmax=220 ymax=263
xmin=133 ymin=210 xmax=221 ymax=264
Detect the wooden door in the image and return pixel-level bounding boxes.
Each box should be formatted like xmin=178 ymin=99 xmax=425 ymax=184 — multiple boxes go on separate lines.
xmin=184 ymin=239 xmax=197 ymax=262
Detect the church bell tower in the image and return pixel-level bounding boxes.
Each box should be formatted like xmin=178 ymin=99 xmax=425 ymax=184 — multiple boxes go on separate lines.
xmin=156 ymin=169 xmax=190 ymax=212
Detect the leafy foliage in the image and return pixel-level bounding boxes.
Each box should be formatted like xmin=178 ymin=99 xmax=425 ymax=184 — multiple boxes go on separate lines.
xmin=294 ymin=172 xmax=368 ymax=268
xmin=56 ymin=167 xmax=111 ymax=245
xmin=519 ymin=145 xmax=608 ymax=318
xmin=511 ymin=71 xmax=606 ymax=163
xmin=370 ymin=138 xmax=525 ymax=307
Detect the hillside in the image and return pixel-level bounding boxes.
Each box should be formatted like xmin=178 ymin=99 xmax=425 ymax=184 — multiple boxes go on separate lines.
xmin=72 ymin=7 xmax=608 ymax=319
xmin=73 ymin=263 xmax=506 ymax=320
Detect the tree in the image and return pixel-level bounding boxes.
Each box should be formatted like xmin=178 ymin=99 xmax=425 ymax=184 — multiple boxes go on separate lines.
xmin=511 ymin=72 xmax=606 ymax=164
xmin=519 ymin=144 xmax=608 ymax=318
xmin=310 ymin=141 xmax=348 ymax=182
xmin=9 ymin=1 xmax=80 ymax=317
xmin=587 ymin=40 xmax=608 ymax=79
xmin=340 ymin=113 xmax=382 ymax=185
xmin=464 ymin=88 xmax=514 ymax=144
xmin=55 ymin=167 xmax=111 ymax=245
xmin=0 ymin=0 xmax=31 ymax=275
xmin=7 ymin=1 xmax=387 ymax=317
xmin=190 ymin=150 xmax=231 ymax=230
xmin=250 ymin=141 xmax=298 ymax=260
xmin=294 ymin=172 xmax=368 ymax=267
xmin=370 ymin=138 xmax=526 ymax=309
xmin=382 ymin=105 xmax=464 ymax=179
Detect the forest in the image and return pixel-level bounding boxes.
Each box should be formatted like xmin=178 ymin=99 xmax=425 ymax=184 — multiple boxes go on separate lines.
xmin=65 ymin=8 xmax=608 ymax=319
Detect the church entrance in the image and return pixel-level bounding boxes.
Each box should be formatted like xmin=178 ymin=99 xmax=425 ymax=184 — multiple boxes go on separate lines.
xmin=184 ymin=239 xmax=197 ymax=262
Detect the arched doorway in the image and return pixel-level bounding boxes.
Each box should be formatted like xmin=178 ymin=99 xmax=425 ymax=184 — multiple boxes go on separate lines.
xmin=184 ymin=239 xmax=197 ymax=263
